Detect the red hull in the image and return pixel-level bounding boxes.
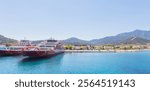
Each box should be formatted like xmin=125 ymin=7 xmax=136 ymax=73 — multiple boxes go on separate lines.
xmin=23 ymin=50 xmax=58 ymax=58
xmin=0 ymin=50 xmax=22 ymax=56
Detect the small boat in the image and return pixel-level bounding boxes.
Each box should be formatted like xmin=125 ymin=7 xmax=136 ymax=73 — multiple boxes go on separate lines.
xmin=22 ymin=39 xmax=64 ymax=58
xmin=0 ymin=45 xmax=23 ymax=56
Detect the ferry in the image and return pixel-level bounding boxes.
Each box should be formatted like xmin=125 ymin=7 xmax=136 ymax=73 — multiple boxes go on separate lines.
xmin=0 ymin=45 xmax=23 ymax=56
xmin=22 ymin=39 xmax=64 ymax=58
xmin=0 ymin=40 xmax=32 ymax=56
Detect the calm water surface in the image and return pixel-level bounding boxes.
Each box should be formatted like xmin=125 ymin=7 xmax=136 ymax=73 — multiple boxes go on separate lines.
xmin=0 ymin=51 xmax=150 ymax=74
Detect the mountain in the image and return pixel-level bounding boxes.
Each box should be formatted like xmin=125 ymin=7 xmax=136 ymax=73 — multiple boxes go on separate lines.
xmin=0 ymin=35 xmax=17 ymax=44
xmin=62 ymin=30 xmax=150 ymax=45
xmin=1 ymin=29 xmax=149 ymax=45
xmin=61 ymin=37 xmax=89 ymax=45
xmin=120 ymin=37 xmax=150 ymax=45
xmin=90 ymin=29 xmax=150 ymax=45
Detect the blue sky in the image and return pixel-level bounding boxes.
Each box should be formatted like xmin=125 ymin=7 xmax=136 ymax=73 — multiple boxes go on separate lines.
xmin=0 ymin=0 xmax=150 ymax=40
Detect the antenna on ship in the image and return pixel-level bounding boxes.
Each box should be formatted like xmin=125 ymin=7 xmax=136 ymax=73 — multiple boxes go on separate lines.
xmin=24 ymin=37 xmax=26 ymax=40
xmin=50 ymin=37 xmax=54 ymax=40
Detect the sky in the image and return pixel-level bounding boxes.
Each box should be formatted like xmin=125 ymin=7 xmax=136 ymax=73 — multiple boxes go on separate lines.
xmin=0 ymin=0 xmax=150 ymax=40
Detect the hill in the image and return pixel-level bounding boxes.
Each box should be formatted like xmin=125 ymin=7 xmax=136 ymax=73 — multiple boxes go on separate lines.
xmin=63 ymin=30 xmax=150 ymax=45
xmin=120 ymin=37 xmax=150 ymax=45
xmin=61 ymin=37 xmax=90 ymax=45
xmin=90 ymin=29 xmax=150 ymax=45
xmin=0 ymin=35 xmax=17 ymax=44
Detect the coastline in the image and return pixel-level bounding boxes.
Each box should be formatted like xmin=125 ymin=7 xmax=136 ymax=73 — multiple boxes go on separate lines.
xmin=64 ymin=49 xmax=144 ymax=53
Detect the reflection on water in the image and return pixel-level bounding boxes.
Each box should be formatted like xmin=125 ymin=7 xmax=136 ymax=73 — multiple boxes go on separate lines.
xmin=17 ymin=54 xmax=64 ymax=74
xmin=21 ymin=56 xmax=56 ymax=62
xmin=19 ymin=54 xmax=64 ymax=64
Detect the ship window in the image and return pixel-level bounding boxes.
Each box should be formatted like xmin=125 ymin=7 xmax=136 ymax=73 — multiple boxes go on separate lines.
xmin=0 ymin=47 xmax=6 ymax=50
xmin=47 ymin=40 xmax=57 ymax=42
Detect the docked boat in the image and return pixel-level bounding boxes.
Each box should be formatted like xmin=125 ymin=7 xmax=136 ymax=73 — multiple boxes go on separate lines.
xmin=22 ymin=39 xmax=64 ymax=58
xmin=0 ymin=40 xmax=33 ymax=56
xmin=0 ymin=45 xmax=23 ymax=56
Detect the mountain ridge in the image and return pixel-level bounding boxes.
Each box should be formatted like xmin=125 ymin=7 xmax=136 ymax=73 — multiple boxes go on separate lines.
xmin=63 ymin=29 xmax=150 ymax=45
xmin=61 ymin=37 xmax=90 ymax=45
xmin=1 ymin=29 xmax=150 ymax=45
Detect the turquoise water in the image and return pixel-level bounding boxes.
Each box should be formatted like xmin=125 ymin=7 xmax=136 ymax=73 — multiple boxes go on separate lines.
xmin=0 ymin=51 xmax=150 ymax=74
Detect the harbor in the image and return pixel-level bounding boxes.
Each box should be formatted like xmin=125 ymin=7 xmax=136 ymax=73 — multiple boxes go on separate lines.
xmin=0 ymin=38 xmax=150 ymax=74
xmin=0 ymin=39 xmax=150 ymax=74
xmin=0 ymin=38 xmax=150 ymax=58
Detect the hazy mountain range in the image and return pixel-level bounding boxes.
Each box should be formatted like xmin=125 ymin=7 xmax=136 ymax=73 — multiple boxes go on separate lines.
xmin=1 ymin=29 xmax=150 ymax=45
xmin=62 ymin=29 xmax=150 ymax=45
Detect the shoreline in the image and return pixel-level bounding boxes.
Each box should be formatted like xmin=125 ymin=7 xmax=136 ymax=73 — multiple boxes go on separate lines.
xmin=64 ymin=49 xmax=150 ymax=53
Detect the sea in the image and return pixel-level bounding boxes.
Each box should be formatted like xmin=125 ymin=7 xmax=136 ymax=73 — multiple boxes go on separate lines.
xmin=0 ymin=50 xmax=150 ymax=74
